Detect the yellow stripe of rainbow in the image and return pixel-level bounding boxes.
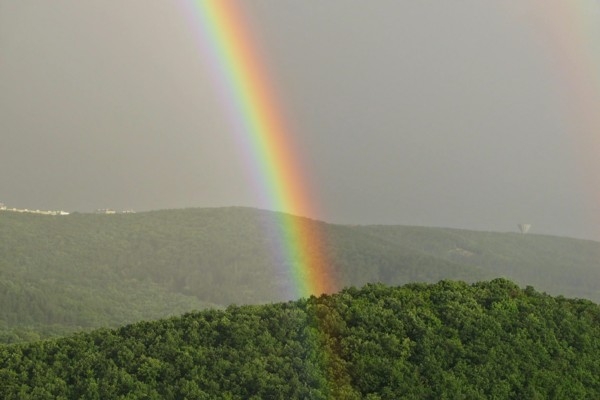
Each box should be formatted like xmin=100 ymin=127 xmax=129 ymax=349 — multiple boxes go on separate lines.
xmin=186 ymin=0 xmax=336 ymax=299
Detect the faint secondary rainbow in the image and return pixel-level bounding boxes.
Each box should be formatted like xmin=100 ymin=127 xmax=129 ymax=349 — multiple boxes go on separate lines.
xmin=182 ymin=0 xmax=336 ymax=298
xmin=525 ymin=0 xmax=600 ymax=233
xmin=499 ymin=0 xmax=600 ymax=236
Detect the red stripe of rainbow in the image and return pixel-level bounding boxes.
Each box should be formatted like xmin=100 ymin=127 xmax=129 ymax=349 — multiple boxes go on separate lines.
xmin=184 ymin=0 xmax=336 ymax=299
xmin=525 ymin=0 xmax=600 ymax=232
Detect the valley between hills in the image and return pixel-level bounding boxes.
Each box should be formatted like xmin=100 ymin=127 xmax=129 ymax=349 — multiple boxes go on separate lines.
xmin=1 ymin=207 xmax=599 ymax=343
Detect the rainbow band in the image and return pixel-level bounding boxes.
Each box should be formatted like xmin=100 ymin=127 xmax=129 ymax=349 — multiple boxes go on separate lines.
xmin=185 ymin=0 xmax=335 ymax=298
xmin=524 ymin=0 xmax=600 ymax=233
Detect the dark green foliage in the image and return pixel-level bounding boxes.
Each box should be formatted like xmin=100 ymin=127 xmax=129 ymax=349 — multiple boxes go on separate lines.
xmin=0 ymin=208 xmax=479 ymax=343
xmin=2 ymin=207 xmax=600 ymax=343
xmin=1 ymin=280 xmax=600 ymax=399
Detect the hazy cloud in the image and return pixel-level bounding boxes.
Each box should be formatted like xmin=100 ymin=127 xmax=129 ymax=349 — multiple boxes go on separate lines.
xmin=1 ymin=0 xmax=599 ymax=239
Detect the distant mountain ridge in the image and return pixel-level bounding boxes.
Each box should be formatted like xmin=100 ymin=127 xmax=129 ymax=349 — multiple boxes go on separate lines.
xmin=1 ymin=206 xmax=599 ymax=343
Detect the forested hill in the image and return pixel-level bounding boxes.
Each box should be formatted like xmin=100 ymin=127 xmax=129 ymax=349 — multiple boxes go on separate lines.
xmin=359 ymin=224 xmax=600 ymax=301
xmin=1 ymin=207 xmax=600 ymax=343
xmin=2 ymin=280 xmax=600 ymax=399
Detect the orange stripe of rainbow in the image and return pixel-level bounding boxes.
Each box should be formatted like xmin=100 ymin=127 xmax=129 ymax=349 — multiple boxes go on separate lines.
xmin=186 ymin=0 xmax=336 ymax=298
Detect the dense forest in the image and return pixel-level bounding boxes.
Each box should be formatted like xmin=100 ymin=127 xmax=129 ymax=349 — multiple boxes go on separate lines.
xmin=1 ymin=279 xmax=600 ymax=399
xmin=2 ymin=207 xmax=600 ymax=343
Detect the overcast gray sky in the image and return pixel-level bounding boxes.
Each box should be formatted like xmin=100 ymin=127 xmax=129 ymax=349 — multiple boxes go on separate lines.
xmin=1 ymin=0 xmax=600 ymax=240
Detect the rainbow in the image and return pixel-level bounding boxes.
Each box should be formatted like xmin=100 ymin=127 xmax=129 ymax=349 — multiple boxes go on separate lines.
xmin=526 ymin=0 xmax=600 ymax=233
xmin=497 ymin=0 xmax=600 ymax=236
xmin=524 ymin=0 xmax=600 ymax=147
xmin=182 ymin=0 xmax=336 ymax=299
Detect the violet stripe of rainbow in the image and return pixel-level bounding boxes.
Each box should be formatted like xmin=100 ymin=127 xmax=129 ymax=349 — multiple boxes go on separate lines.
xmin=186 ymin=0 xmax=336 ymax=298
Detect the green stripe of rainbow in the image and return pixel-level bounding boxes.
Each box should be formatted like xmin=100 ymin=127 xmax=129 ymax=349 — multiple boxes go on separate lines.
xmin=185 ymin=0 xmax=336 ymax=299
